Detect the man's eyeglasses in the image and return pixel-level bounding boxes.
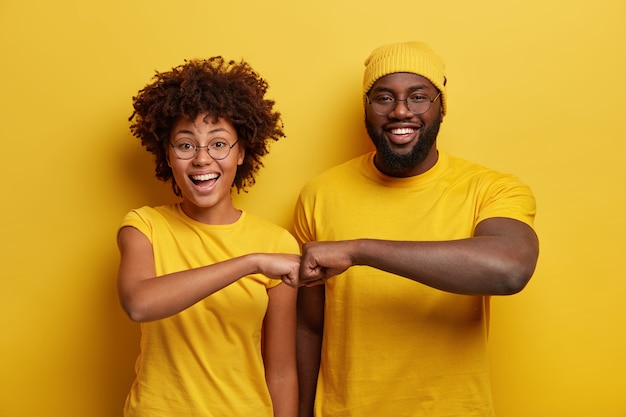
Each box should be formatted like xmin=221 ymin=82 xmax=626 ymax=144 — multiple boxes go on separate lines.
xmin=169 ymin=138 xmax=238 ymax=160
xmin=365 ymin=92 xmax=441 ymax=116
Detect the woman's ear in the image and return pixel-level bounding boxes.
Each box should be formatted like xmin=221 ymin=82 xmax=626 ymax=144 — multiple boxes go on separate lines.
xmin=166 ymin=147 xmax=172 ymax=167
xmin=237 ymin=145 xmax=245 ymax=166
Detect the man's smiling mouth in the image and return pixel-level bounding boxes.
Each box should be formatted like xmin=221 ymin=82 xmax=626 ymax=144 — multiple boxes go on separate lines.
xmin=389 ymin=127 xmax=417 ymax=135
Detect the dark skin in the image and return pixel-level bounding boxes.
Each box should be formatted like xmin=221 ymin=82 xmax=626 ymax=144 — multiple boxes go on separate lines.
xmin=296 ymin=73 xmax=539 ymax=417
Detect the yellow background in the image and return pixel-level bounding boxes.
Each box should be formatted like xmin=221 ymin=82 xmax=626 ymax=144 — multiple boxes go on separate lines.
xmin=1 ymin=0 xmax=624 ymax=416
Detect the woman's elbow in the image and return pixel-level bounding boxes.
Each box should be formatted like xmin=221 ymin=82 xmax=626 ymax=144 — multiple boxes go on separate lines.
xmin=119 ymin=294 xmax=152 ymax=322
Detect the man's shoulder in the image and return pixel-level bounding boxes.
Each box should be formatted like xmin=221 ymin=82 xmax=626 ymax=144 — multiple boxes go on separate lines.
xmin=305 ymin=153 xmax=371 ymax=187
xmin=442 ymin=151 xmax=489 ymax=171
xmin=442 ymin=151 xmax=521 ymax=181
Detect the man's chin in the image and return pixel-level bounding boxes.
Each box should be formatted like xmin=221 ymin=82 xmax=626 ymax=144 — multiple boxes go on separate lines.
xmin=375 ymin=151 xmax=415 ymax=174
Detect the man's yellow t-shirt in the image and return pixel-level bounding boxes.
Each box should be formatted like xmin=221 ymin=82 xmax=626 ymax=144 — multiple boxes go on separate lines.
xmin=293 ymin=151 xmax=536 ymax=417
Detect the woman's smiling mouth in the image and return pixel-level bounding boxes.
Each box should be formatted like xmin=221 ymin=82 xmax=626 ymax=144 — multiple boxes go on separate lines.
xmin=190 ymin=173 xmax=219 ymax=185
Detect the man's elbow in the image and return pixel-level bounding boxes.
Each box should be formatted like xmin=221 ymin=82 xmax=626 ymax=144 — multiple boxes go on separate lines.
xmin=497 ymin=253 xmax=538 ymax=295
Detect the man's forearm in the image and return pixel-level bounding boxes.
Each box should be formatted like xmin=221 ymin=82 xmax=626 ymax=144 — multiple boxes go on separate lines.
xmin=351 ymin=219 xmax=538 ymax=295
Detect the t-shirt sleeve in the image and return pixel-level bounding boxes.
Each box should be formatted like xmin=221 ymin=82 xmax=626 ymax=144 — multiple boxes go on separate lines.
xmin=475 ymin=174 xmax=536 ymax=229
xmin=118 ymin=207 xmax=153 ymax=242
xmin=292 ymin=186 xmax=316 ymax=247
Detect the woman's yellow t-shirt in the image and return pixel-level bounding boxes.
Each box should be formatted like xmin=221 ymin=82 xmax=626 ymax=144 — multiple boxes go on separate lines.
xmin=120 ymin=205 xmax=298 ymax=417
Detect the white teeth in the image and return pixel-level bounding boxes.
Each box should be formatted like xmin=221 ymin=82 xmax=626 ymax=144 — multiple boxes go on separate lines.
xmin=390 ymin=128 xmax=415 ymax=135
xmin=191 ymin=173 xmax=218 ymax=181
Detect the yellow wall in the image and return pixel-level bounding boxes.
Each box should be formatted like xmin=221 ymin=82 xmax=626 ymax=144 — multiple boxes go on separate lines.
xmin=1 ymin=0 xmax=624 ymax=415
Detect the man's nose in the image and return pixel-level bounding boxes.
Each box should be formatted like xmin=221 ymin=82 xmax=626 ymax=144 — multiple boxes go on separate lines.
xmin=390 ymin=99 xmax=413 ymax=118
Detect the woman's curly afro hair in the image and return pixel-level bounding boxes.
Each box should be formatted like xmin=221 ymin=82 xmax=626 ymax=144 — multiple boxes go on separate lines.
xmin=129 ymin=57 xmax=285 ymax=196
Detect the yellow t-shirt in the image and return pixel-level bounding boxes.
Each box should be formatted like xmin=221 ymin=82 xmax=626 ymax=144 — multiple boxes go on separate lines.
xmin=293 ymin=151 xmax=536 ymax=417
xmin=120 ymin=204 xmax=299 ymax=417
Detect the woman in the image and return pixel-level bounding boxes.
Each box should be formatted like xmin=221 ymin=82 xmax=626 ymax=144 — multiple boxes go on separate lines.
xmin=117 ymin=57 xmax=298 ymax=417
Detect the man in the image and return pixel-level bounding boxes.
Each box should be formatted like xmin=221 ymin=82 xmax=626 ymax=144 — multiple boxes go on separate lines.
xmin=294 ymin=41 xmax=539 ymax=417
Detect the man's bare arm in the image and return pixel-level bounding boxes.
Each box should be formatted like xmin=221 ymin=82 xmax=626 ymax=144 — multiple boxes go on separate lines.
xmin=299 ymin=217 xmax=539 ymax=295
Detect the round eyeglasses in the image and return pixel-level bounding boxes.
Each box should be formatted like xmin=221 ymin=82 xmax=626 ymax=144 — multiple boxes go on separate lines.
xmin=366 ymin=92 xmax=441 ymax=116
xmin=170 ymin=138 xmax=239 ymax=160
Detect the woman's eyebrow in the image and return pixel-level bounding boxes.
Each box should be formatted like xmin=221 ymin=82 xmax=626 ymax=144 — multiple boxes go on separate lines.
xmin=172 ymin=129 xmax=194 ymax=136
xmin=173 ymin=127 xmax=229 ymax=136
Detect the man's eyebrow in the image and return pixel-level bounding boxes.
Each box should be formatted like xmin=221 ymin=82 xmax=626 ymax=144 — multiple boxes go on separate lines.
xmin=371 ymin=84 xmax=430 ymax=94
xmin=407 ymin=85 xmax=430 ymax=92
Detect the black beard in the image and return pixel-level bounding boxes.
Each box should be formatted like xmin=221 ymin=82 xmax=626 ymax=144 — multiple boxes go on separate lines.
xmin=365 ymin=112 xmax=442 ymax=177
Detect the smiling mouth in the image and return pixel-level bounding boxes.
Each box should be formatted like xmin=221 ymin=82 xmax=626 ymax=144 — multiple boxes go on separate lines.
xmin=190 ymin=173 xmax=219 ymax=185
xmin=389 ymin=127 xmax=418 ymax=135
xmin=385 ymin=126 xmax=421 ymax=146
